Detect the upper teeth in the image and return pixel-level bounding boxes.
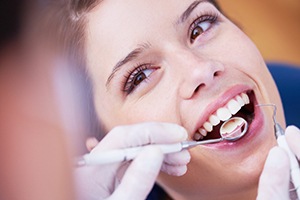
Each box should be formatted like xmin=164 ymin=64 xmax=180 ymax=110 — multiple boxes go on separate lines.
xmin=195 ymin=92 xmax=250 ymax=139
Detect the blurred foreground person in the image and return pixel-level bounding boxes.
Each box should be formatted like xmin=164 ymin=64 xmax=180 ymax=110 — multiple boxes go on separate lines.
xmin=0 ymin=0 xmax=76 ymax=199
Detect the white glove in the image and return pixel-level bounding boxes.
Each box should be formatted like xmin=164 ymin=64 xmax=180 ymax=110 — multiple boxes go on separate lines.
xmin=75 ymin=122 xmax=190 ymax=200
xmin=257 ymin=126 xmax=300 ymax=200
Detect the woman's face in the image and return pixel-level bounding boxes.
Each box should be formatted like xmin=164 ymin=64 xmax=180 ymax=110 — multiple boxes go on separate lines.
xmin=85 ymin=0 xmax=285 ymax=199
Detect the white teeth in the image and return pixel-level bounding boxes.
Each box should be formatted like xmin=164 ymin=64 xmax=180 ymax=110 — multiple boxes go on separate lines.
xmin=198 ymin=92 xmax=251 ymax=137
xmin=209 ymin=114 xmax=220 ymax=126
xmin=198 ymin=128 xmax=207 ymax=137
xmin=194 ymin=132 xmax=204 ymax=140
xmin=236 ymin=95 xmax=245 ymax=107
xmin=203 ymin=122 xmax=213 ymax=132
xmin=227 ymin=99 xmax=241 ymax=115
xmin=241 ymin=93 xmax=250 ymax=104
xmin=216 ymin=107 xmax=232 ymax=121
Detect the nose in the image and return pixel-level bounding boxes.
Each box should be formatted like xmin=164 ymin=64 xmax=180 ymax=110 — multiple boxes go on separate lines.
xmin=170 ymin=51 xmax=224 ymax=99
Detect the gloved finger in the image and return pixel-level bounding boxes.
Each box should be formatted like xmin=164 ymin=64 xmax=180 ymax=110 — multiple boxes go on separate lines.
xmin=92 ymin=122 xmax=187 ymax=152
xmin=163 ymin=149 xmax=191 ymax=166
xmin=161 ymin=149 xmax=190 ymax=176
xmin=75 ymin=163 xmax=121 ymax=200
xmin=113 ymin=142 xmax=191 ymax=179
xmin=85 ymin=137 xmax=99 ymax=152
xmin=161 ymin=163 xmax=188 ymax=176
xmin=257 ymin=147 xmax=290 ymax=200
xmin=285 ymin=125 xmax=300 ymax=159
xmin=110 ymin=146 xmax=164 ymax=200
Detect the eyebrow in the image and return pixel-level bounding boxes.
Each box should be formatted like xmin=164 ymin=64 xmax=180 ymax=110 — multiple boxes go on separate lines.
xmin=177 ymin=0 xmax=211 ymax=24
xmin=106 ymin=43 xmax=151 ymax=87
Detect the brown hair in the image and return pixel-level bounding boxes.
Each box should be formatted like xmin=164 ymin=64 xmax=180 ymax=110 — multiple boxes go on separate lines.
xmin=53 ymin=0 xmax=103 ymax=70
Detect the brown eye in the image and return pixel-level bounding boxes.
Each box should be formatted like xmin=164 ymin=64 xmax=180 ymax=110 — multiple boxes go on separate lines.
xmin=133 ymin=72 xmax=147 ymax=86
xmin=189 ymin=14 xmax=219 ymax=43
xmin=124 ymin=66 xmax=156 ymax=94
xmin=191 ymin=26 xmax=204 ymax=41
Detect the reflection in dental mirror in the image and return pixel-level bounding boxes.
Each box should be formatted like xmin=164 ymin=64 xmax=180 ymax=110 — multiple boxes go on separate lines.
xmin=220 ymin=117 xmax=248 ymax=141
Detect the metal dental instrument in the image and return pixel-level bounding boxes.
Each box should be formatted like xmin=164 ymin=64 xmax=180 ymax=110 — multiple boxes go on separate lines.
xmin=258 ymin=104 xmax=300 ymax=198
xmin=76 ymin=117 xmax=248 ymax=167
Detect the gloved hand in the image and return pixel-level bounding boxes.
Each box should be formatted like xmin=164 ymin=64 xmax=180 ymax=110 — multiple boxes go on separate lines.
xmin=257 ymin=126 xmax=300 ymax=200
xmin=75 ymin=122 xmax=190 ymax=200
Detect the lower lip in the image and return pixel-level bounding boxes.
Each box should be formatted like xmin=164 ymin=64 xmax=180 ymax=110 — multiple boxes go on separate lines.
xmin=202 ymin=102 xmax=264 ymax=150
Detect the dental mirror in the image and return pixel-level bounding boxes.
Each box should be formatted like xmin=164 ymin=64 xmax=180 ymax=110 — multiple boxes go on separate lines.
xmin=187 ymin=117 xmax=249 ymax=148
xmin=219 ymin=117 xmax=248 ymax=141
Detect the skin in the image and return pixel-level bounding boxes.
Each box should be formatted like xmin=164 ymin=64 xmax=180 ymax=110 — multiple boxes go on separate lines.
xmin=84 ymin=0 xmax=285 ymax=199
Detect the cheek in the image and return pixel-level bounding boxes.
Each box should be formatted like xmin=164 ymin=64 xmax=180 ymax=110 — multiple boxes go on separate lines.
xmin=93 ymin=82 xmax=128 ymax=130
xmin=228 ymin=29 xmax=284 ymax=123
xmin=121 ymin=99 xmax=177 ymax=124
xmin=215 ymin=24 xmax=281 ymax=101
xmin=225 ymin=31 xmax=264 ymax=72
xmin=211 ymin=20 xmax=263 ymax=70
xmin=229 ymin=29 xmax=284 ymax=122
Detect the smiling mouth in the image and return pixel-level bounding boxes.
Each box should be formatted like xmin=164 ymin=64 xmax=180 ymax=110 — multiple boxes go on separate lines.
xmin=193 ymin=91 xmax=255 ymax=141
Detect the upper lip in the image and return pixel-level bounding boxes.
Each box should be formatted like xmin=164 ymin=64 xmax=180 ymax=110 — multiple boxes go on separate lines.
xmin=192 ymin=84 xmax=253 ymax=135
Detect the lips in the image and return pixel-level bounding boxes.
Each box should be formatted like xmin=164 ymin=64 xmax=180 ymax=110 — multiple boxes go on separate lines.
xmin=193 ymin=90 xmax=255 ymax=141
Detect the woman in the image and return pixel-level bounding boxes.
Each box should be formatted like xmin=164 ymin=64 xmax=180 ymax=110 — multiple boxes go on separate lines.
xmin=66 ymin=0 xmax=295 ymax=199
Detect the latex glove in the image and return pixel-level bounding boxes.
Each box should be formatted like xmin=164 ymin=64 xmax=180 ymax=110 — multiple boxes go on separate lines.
xmin=257 ymin=126 xmax=300 ymax=200
xmin=75 ymin=122 xmax=190 ymax=200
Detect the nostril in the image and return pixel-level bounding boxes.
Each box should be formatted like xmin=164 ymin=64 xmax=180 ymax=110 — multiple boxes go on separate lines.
xmin=194 ymin=85 xmax=200 ymax=93
xmin=213 ymin=71 xmax=220 ymax=77
xmin=194 ymin=83 xmax=204 ymax=94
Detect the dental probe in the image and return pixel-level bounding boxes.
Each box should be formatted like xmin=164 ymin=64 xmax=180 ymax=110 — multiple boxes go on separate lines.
xmin=76 ymin=139 xmax=222 ymax=167
xmin=76 ymin=117 xmax=248 ymax=167
xmin=258 ymin=104 xmax=300 ymax=198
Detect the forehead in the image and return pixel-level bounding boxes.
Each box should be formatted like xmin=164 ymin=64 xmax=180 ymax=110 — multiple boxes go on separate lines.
xmin=85 ymin=0 xmax=196 ymax=68
xmin=86 ymin=0 xmax=193 ymax=38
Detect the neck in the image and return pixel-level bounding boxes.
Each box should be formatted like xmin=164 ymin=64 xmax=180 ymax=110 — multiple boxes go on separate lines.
xmin=164 ymin=185 xmax=258 ymax=200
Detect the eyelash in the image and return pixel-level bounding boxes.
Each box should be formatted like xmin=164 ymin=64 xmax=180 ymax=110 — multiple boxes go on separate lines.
xmin=122 ymin=63 xmax=154 ymax=94
xmin=189 ymin=12 xmax=219 ymax=43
